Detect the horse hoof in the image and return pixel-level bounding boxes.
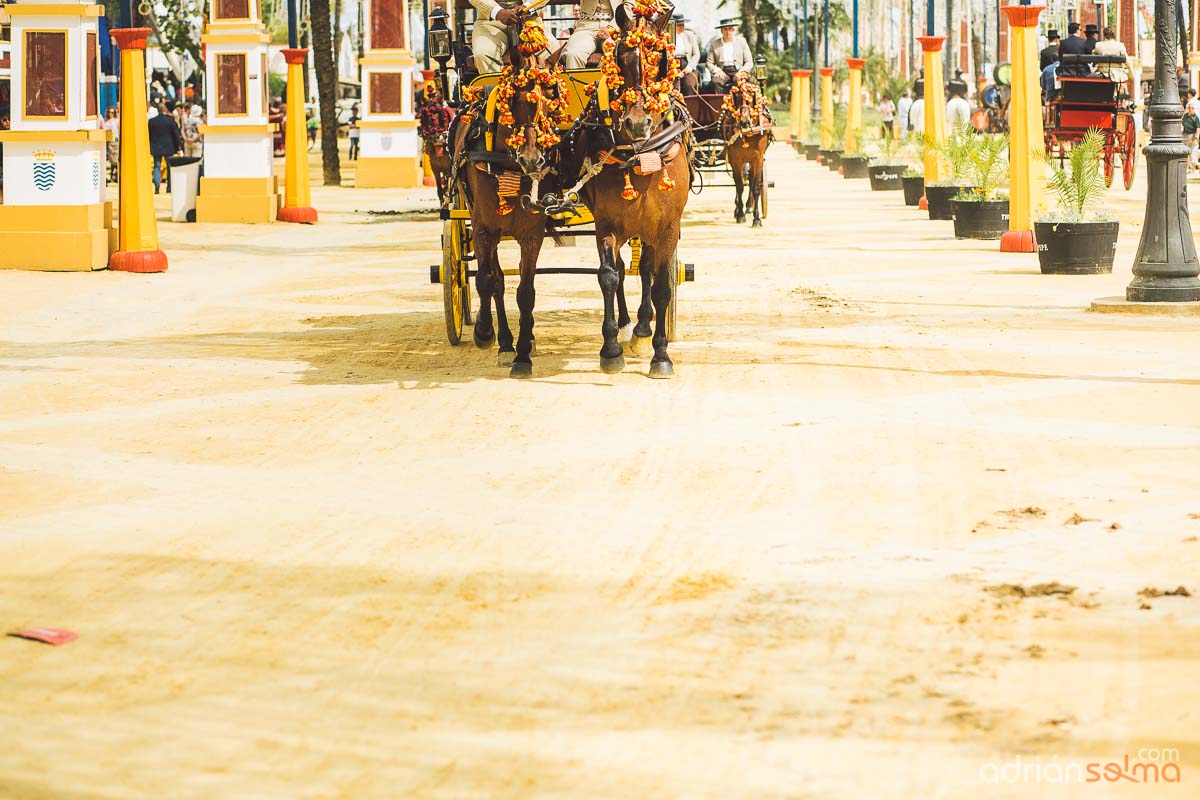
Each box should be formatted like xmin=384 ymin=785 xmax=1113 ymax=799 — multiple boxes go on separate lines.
xmin=752 ymin=219 xmax=763 ymax=228
xmin=473 ymin=329 xmax=495 ymax=349
xmin=497 ymin=349 xmax=515 ymax=367
xmin=618 ymin=323 xmax=633 ymax=344
xmin=600 ymin=355 xmax=626 ymax=374
xmin=630 ymin=335 xmax=654 ymax=359
xmin=510 ymin=361 xmax=533 ymax=379
xmin=648 ymin=360 xmax=674 ymax=379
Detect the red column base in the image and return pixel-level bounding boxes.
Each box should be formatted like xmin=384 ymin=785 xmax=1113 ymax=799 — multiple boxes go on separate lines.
xmin=918 ymin=195 xmax=928 ymax=210
xmin=999 ymin=229 xmax=1036 ymax=252
xmin=110 ymin=249 xmax=168 ymax=273
xmin=837 ymin=166 xmax=844 ymax=175
xmin=278 ymin=206 xmax=319 ymax=224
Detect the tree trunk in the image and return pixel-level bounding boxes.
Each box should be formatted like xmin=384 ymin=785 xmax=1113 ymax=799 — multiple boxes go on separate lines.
xmin=310 ymin=0 xmax=342 ymax=186
xmin=742 ymin=0 xmax=759 ymax=51
xmin=333 ymin=0 xmax=343 ymax=82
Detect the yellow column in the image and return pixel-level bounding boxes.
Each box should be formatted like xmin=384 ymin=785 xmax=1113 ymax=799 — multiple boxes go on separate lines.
xmin=110 ymin=28 xmax=167 ymax=273
xmin=278 ymin=49 xmax=318 ymax=223
xmin=797 ymin=69 xmax=813 ymax=143
xmin=845 ymin=57 xmax=865 ymax=154
xmin=1000 ymin=5 xmax=1046 ymax=252
xmin=790 ymin=69 xmax=803 ymax=144
xmin=917 ymin=36 xmax=947 ymax=183
xmin=818 ymin=67 xmax=835 ymax=149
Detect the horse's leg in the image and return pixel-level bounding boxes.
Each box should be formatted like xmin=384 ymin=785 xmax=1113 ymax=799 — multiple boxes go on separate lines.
xmin=473 ymin=228 xmax=498 ymax=349
xmin=751 ymin=152 xmax=764 ymax=228
xmin=511 ymin=234 xmax=544 ymax=379
xmin=648 ymin=246 xmax=674 ymax=379
xmin=616 ymin=248 xmax=633 ymax=346
xmin=597 ymin=230 xmax=625 ymax=373
xmin=493 ymin=256 xmax=515 ymax=367
xmin=630 ymin=240 xmax=656 ymax=359
xmin=733 ymin=160 xmax=746 ymax=223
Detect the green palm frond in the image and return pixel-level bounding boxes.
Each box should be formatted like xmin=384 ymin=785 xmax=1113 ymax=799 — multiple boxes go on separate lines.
xmin=1041 ymin=128 xmax=1109 ymax=218
xmin=968 ymin=133 xmax=1010 ymax=199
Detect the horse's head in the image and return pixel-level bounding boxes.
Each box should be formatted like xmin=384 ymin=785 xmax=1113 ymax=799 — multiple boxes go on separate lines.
xmin=500 ymin=23 xmax=570 ymax=176
xmin=607 ymin=2 xmax=677 ymax=142
xmin=728 ymin=76 xmax=765 ymax=134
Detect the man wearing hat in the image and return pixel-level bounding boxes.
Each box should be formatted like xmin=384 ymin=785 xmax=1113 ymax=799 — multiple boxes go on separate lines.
xmin=707 ymin=18 xmax=753 ymax=93
xmin=1083 ymin=23 xmax=1099 ymax=54
xmin=672 ymin=12 xmax=701 ymax=95
xmin=1040 ymin=29 xmax=1061 ymax=71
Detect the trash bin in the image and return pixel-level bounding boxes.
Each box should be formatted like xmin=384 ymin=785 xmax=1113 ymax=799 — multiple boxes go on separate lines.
xmin=167 ymin=156 xmax=202 ymax=222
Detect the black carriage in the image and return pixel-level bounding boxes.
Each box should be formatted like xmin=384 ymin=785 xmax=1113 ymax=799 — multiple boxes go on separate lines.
xmin=1043 ymin=54 xmax=1138 ymax=190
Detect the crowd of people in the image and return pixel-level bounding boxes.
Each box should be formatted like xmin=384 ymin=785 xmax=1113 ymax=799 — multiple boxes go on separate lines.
xmin=887 ymin=68 xmax=973 ymax=137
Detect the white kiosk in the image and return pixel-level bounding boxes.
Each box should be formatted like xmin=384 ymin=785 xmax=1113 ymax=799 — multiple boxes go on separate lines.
xmin=196 ymin=0 xmax=280 ymax=223
xmin=0 ymin=0 xmax=113 ymax=270
xmin=357 ymin=0 xmax=420 ymax=188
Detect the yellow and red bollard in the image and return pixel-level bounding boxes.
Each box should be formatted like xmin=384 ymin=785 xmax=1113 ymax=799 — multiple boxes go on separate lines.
xmin=278 ymin=48 xmax=317 ymax=223
xmin=1000 ymin=5 xmax=1046 ymax=253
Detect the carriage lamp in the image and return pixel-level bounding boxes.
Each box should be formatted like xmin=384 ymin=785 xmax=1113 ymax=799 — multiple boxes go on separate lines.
xmin=754 ymin=56 xmax=768 ymax=82
xmin=427 ymin=7 xmax=452 ymax=62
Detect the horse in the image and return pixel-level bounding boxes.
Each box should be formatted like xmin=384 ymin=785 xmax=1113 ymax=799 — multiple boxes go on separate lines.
xmin=721 ymin=76 xmax=772 ymax=227
xmin=566 ymin=0 xmax=691 ymax=378
xmin=448 ymin=20 xmax=571 ymax=378
xmin=418 ymin=87 xmax=454 ymax=202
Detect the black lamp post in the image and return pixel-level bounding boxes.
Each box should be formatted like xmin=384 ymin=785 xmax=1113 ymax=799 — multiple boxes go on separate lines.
xmin=427 ymin=6 xmax=453 ymax=101
xmin=1128 ymin=0 xmax=1200 ymax=301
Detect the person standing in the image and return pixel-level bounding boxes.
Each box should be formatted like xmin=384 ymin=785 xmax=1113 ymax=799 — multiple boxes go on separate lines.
xmin=104 ymin=106 xmax=120 ymax=181
xmin=148 ymin=100 xmax=183 ymax=193
xmin=182 ymin=104 xmax=204 ymax=158
xmin=878 ymin=94 xmax=896 ymax=139
xmin=348 ymin=104 xmax=360 ymax=161
xmin=896 ymin=89 xmax=912 ymax=135
xmin=706 ymin=18 xmax=752 ymax=93
xmin=671 ymin=12 xmax=700 ymax=96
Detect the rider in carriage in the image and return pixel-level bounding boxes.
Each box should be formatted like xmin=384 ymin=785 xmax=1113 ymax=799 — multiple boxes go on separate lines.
xmin=671 ymin=12 xmax=700 ymax=96
xmin=469 ymin=0 xmax=632 ymax=73
xmin=705 ymin=18 xmax=752 ymax=94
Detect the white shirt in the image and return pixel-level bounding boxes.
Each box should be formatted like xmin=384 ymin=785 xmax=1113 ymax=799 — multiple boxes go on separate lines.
xmin=896 ymin=97 xmax=912 ymax=131
xmin=720 ymin=42 xmax=735 ymax=65
xmin=946 ymin=96 xmax=971 ymax=129
xmin=909 ymin=98 xmax=925 ymax=133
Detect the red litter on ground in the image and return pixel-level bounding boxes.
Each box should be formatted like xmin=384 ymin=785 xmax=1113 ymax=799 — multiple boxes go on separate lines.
xmin=7 ymin=628 xmax=77 ymax=646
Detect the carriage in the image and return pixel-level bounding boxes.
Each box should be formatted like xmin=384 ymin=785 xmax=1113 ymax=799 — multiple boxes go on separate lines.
xmin=1043 ymin=54 xmax=1138 ymax=190
xmin=426 ymin=0 xmax=693 ymax=347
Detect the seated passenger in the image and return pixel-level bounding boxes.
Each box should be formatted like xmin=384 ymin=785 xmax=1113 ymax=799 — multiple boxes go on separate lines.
xmin=706 ymin=18 xmax=752 ymax=93
xmin=470 ymin=0 xmax=529 ymax=74
xmin=672 ymin=12 xmax=701 ymax=96
xmin=562 ymin=0 xmax=624 ymax=70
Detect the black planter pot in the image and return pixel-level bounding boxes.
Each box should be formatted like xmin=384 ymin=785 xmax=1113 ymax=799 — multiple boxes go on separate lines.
xmin=816 ymin=147 xmax=833 ymax=165
xmin=951 ymin=199 xmax=1011 ymax=239
xmin=901 ymin=175 xmax=924 ymax=206
xmin=841 ymin=155 xmax=870 ymax=178
xmin=1034 ymin=220 xmax=1119 ymax=274
xmin=805 ymin=143 xmax=820 ymax=160
xmin=925 ymin=183 xmax=975 ymax=220
xmin=825 ymin=150 xmax=843 ymax=171
xmin=868 ymin=164 xmax=906 ymax=190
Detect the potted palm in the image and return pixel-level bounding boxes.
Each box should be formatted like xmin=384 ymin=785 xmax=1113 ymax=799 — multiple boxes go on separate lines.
xmin=842 ymin=130 xmax=871 ymax=179
xmin=819 ymin=110 xmax=846 ymax=171
xmin=901 ymin=132 xmax=925 ymax=206
xmin=950 ymin=133 xmax=1010 ymax=239
xmin=868 ymin=134 xmax=906 ymax=191
xmin=804 ymin=140 xmax=820 ymax=160
xmin=1034 ymin=129 xmax=1119 ymax=274
xmin=925 ymin=124 xmax=977 ymax=220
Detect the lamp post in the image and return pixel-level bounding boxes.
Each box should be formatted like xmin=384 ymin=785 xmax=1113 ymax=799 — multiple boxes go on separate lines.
xmin=1126 ymin=0 xmax=1200 ymax=301
xmin=279 ymin=0 xmax=317 ymax=223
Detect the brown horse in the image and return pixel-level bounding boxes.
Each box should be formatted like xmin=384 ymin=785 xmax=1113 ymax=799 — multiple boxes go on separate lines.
xmin=418 ymin=89 xmax=454 ymax=202
xmin=449 ymin=24 xmax=570 ymax=378
xmin=722 ymin=77 xmax=772 ymax=227
xmin=569 ymin=2 xmax=691 ymax=378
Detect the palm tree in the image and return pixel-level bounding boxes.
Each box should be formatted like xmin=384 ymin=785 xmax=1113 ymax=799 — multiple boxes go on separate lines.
xmin=310 ymin=0 xmax=341 ymax=185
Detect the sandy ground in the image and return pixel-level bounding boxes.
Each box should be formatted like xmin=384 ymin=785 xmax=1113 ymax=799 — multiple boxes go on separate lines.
xmin=1 ymin=146 xmax=1199 ymax=799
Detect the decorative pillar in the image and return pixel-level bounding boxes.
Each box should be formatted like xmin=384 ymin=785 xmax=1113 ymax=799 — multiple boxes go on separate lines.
xmin=110 ymin=27 xmax=166 ymax=272
xmin=196 ymin=0 xmax=280 ymax=223
xmin=818 ymin=66 xmax=835 ymax=149
xmin=1126 ymin=0 xmax=1200 ymax=302
xmin=845 ymin=57 xmax=865 ymax=154
xmin=0 ymin=0 xmax=115 ymax=271
xmin=918 ymin=36 xmax=947 ymax=183
xmin=278 ymin=47 xmax=317 ymax=222
xmin=357 ymin=0 xmax=420 ymax=188
xmin=1000 ymin=4 xmax=1045 ymax=253
xmin=796 ymin=69 xmax=813 ymax=143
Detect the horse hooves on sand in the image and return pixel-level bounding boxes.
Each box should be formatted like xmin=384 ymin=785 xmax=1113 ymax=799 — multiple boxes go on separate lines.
xmin=509 ymin=362 xmax=533 ymax=379
xmin=629 ymin=335 xmax=653 ymax=359
xmin=497 ymin=349 xmax=516 ymax=367
xmin=600 ymin=355 xmax=626 ymax=374
xmin=752 ymin=219 xmax=763 ymax=228
xmin=648 ymin=360 xmax=674 ymax=379
xmin=473 ymin=329 xmax=495 ymax=349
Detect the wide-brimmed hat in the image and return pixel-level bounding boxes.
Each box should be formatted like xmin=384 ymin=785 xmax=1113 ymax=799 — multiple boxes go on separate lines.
xmin=671 ymin=11 xmax=688 ymax=23
xmin=718 ymin=17 xmax=739 ymax=28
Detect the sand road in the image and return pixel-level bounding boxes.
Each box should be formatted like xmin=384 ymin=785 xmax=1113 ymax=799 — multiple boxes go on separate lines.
xmin=0 ymin=145 xmax=1197 ymax=798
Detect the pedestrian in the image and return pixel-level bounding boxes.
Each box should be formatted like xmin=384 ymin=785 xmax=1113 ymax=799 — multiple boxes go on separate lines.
xmin=1183 ymin=102 xmax=1199 ymax=172
xmin=183 ymin=104 xmax=204 ymax=158
xmin=945 ymin=89 xmax=971 ymax=130
xmin=306 ymin=109 xmax=318 ymax=149
xmin=896 ymin=89 xmax=912 ymax=135
xmin=909 ymin=92 xmax=925 ymax=134
xmin=149 ymin=100 xmax=183 ymax=193
xmin=1186 ymin=88 xmax=1200 ymax=118
xmin=348 ymin=104 xmax=360 ymax=160
xmin=104 ymin=106 xmax=120 ymax=181
xmin=878 ymin=94 xmax=896 ymax=139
